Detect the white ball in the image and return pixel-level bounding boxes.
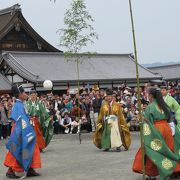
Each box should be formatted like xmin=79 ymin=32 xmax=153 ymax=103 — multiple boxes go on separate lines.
xmin=43 ymin=80 xmax=53 ymax=89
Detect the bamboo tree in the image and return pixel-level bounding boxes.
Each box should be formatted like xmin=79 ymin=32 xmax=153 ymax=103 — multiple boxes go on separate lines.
xmin=128 ymin=0 xmax=145 ymax=179
xmin=58 ymin=0 xmax=98 ymax=144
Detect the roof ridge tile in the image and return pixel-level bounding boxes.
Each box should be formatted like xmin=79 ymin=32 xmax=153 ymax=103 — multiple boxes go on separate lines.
xmin=0 ymin=4 xmax=21 ymax=16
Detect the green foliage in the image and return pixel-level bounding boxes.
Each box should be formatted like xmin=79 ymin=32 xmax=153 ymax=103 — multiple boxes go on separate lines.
xmin=58 ymin=0 xmax=98 ymax=55
xmin=57 ymin=0 xmax=98 ymax=143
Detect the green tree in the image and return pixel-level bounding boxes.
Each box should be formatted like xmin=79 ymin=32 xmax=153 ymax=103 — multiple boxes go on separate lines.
xmin=59 ymin=0 xmax=98 ymax=143
xmin=59 ymin=0 xmax=98 ymax=55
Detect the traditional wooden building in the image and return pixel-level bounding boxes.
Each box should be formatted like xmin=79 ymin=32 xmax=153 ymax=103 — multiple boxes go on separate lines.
xmin=0 ymin=4 xmax=61 ymax=52
xmin=1 ymin=51 xmax=162 ymax=92
xmin=0 ymin=4 xmax=162 ymax=93
xmin=148 ymin=63 xmax=180 ymax=82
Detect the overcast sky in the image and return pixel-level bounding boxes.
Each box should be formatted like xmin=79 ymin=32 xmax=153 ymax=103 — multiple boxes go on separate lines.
xmin=1 ymin=0 xmax=180 ymax=63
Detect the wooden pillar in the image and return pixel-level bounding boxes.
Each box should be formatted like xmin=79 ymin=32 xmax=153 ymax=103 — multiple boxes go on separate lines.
xmin=12 ymin=75 xmax=13 ymax=84
xmin=34 ymin=83 xmax=36 ymax=91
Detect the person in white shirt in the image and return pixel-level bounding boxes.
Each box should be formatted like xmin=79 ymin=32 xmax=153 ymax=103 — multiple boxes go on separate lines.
xmin=60 ymin=112 xmax=72 ymax=134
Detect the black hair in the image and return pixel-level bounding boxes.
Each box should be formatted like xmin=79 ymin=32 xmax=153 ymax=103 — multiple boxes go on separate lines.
xmin=106 ymin=88 xmax=113 ymax=96
xmin=149 ymin=88 xmax=171 ymax=122
xmin=29 ymin=88 xmax=36 ymax=95
xmin=11 ymin=84 xmax=25 ymax=98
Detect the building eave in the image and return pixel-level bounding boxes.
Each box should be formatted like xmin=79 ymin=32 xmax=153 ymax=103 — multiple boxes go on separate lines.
xmin=0 ymin=4 xmax=62 ymax=52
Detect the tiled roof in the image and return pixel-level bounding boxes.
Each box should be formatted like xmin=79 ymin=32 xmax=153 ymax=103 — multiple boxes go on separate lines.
xmin=0 ymin=4 xmax=61 ymax=52
xmin=148 ymin=64 xmax=180 ymax=80
xmin=0 ymin=73 xmax=11 ymax=90
xmin=1 ymin=51 xmax=162 ymax=83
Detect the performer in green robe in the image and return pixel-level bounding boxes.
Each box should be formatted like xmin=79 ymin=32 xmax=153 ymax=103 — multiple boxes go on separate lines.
xmin=161 ymin=86 xmax=180 ymax=130
xmin=133 ymin=87 xmax=180 ymax=180
xmin=26 ymin=90 xmax=53 ymax=151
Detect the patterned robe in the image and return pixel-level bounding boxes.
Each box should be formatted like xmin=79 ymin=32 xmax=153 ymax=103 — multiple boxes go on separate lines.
xmin=4 ymin=99 xmax=41 ymax=172
xmin=133 ymin=100 xmax=180 ymax=180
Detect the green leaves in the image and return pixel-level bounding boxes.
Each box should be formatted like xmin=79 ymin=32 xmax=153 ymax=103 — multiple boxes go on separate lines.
xmin=58 ymin=0 xmax=98 ymax=56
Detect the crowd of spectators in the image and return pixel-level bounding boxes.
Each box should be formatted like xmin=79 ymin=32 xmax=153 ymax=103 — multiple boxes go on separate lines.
xmin=0 ymin=82 xmax=180 ymax=140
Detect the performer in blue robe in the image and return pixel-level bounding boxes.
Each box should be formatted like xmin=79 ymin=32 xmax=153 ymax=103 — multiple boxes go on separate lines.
xmin=4 ymin=85 xmax=41 ymax=179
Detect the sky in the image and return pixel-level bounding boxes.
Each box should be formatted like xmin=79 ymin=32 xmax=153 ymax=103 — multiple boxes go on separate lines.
xmin=0 ymin=0 xmax=180 ymax=64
